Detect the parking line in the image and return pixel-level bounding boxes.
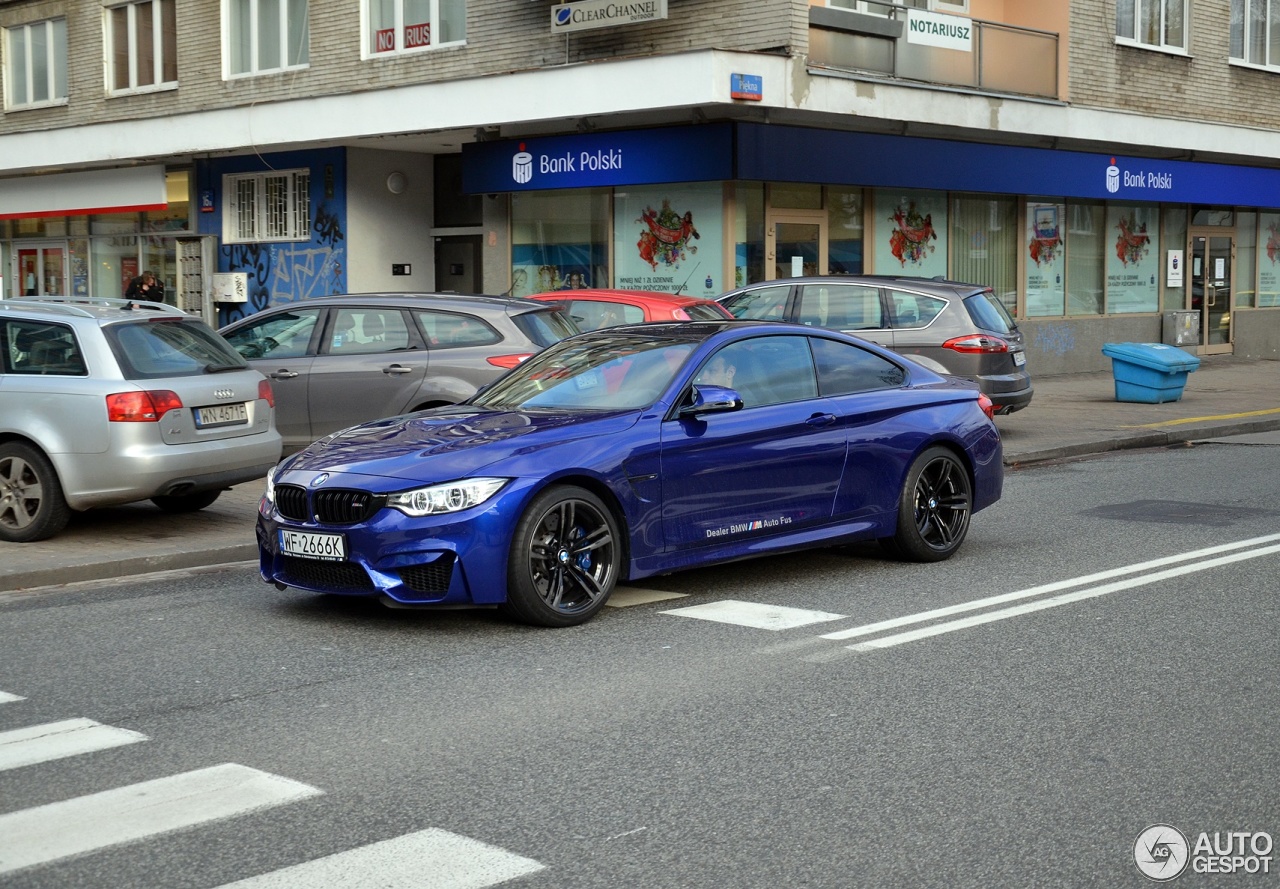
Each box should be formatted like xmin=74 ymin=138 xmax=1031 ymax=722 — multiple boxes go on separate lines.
xmin=214 ymin=828 xmax=545 ymax=889
xmin=0 ymin=763 xmax=323 ymax=876
xmin=0 ymin=691 xmax=24 ymax=704
xmin=821 ymin=531 xmax=1280 ymax=642
xmin=849 ymin=542 xmax=1280 ymax=650
xmin=0 ymin=718 xmax=147 ymax=773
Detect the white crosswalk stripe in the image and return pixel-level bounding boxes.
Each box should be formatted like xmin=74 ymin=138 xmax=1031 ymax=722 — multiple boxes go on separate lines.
xmin=0 ymin=690 xmax=25 ymax=704
xmin=0 ymin=717 xmax=147 ymax=772
xmin=0 ymin=763 xmax=324 ymax=876
xmin=661 ymin=599 xmax=847 ymax=630
xmin=214 ymin=828 xmax=545 ymax=889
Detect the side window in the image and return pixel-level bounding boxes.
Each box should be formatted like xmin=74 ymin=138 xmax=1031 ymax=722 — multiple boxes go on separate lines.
xmin=223 ymin=309 xmax=320 ymax=359
xmin=810 ymin=337 xmax=906 ymax=396
xmin=887 ymin=290 xmax=946 ymax=328
xmin=568 ymin=300 xmax=644 ymax=330
xmin=330 ymin=309 xmax=411 ymax=354
xmin=5 ymin=321 xmax=87 ymax=376
xmin=797 ymin=284 xmax=882 ymax=330
xmin=720 ymin=285 xmax=790 ymax=320
xmin=693 ymin=336 xmax=817 ymax=408
xmin=414 ymin=311 xmax=501 ymax=349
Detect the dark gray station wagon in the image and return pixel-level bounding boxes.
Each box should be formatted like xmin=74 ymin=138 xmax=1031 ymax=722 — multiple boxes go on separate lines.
xmin=717 ymin=276 xmax=1032 ymax=414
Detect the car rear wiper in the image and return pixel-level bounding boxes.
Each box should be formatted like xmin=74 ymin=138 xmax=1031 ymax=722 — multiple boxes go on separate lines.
xmin=204 ymin=363 xmax=245 ymax=373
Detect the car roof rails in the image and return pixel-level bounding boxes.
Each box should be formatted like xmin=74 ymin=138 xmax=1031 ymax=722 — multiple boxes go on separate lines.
xmin=8 ymin=295 xmax=187 ymax=316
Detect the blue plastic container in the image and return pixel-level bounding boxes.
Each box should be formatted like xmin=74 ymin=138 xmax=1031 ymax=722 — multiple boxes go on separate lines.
xmin=1101 ymin=342 xmax=1201 ymax=403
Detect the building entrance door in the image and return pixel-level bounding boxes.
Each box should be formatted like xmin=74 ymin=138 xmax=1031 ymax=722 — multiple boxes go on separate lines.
xmin=435 ymin=235 xmax=482 ymax=294
xmin=766 ymin=211 xmax=827 ymax=280
xmin=16 ymin=244 xmax=68 ymax=297
xmin=1189 ymin=232 xmax=1234 ymax=353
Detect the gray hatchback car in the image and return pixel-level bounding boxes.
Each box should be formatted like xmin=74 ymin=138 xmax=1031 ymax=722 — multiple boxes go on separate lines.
xmin=0 ymin=297 xmax=281 ymax=542
xmin=717 ymin=276 xmax=1032 ymax=414
xmin=218 ymin=293 xmax=579 ymax=452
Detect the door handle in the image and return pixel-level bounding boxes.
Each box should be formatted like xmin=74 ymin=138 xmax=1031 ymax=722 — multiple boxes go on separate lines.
xmin=806 ymin=413 xmax=837 ymax=427
xmin=383 ymin=364 xmax=413 ymax=375
xmin=269 ymin=369 xmax=298 ymax=379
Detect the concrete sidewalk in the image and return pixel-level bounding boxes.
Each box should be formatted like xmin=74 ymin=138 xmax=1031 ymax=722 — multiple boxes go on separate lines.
xmin=3 ymin=353 xmax=1279 ymax=593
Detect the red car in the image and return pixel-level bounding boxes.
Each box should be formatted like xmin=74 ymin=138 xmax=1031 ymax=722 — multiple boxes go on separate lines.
xmin=530 ymin=288 xmax=733 ymax=331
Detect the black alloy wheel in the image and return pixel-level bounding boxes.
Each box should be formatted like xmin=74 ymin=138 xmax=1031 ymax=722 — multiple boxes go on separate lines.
xmin=881 ymin=445 xmax=972 ymax=562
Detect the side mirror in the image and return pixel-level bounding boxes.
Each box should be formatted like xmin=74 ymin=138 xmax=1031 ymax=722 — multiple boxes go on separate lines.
xmin=678 ymin=384 xmax=744 ymax=418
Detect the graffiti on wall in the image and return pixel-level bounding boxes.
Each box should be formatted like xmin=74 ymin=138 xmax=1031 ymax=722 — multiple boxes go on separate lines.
xmin=1032 ymin=322 xmax=1077 ymax=357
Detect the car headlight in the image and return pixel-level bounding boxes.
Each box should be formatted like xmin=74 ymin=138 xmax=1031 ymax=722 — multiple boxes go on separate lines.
xmin=263 ymin=464 xmax=278 ymax=505
xmin=387 ymin=478 xmax=508 ymax=517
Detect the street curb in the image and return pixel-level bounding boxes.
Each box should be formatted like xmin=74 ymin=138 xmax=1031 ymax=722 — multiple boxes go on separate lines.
xmin=0 ymin=545 xmax=258 ymax=593
xmin=1004 ymin=416 xmax=1280 ymax=468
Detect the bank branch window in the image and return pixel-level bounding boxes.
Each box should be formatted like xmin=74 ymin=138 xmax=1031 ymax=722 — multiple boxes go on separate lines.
xmin=107 ymin=0 xmax=177 ymax=94
xmin=1105 ymin=204 xmax=1159 ymax=313
xmin=510 ymin=189 xmax=608 ymax=298
xmin=950 ymin=195 xmax=1016 ymax=315
xmin=1115 ymin=0 xmax=1188 ymax=51
xmin=366 ymin=0 xmax=465 ymax=55
xmin=4 ymin=18 xmax=68 ymax=109
xmin=226 ymin=0 xmax=309 ymax=77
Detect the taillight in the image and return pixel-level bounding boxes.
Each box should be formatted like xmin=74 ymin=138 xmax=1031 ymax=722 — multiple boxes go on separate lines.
xmin=106 ymin=390 xmax=183 ymax=422
xmin=977 ymin=393 xmax=996 ymax=420
xmin=258 ymin=379 xmax=275 ymax=408
xmin=487 ymin=353 xmax=533 ymax=369
xmin=942 ymin=335 xmax=1010 ymax=354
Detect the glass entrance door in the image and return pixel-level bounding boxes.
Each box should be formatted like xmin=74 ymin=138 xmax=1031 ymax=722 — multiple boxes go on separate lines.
xmin=1190 ymin=233 xmax=1234 ymax=352
xmin=767 ymin=211 xmax=827 ymax=280
xmin=16 ymin=244 xmax=68 ymax=297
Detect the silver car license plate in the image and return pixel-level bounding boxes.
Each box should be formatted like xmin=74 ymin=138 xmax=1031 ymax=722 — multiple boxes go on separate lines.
xmin=279 ymin=529 xmax=346 ymax=561
xmin=1012 ymin=351 xmax=1026 ymax=366
xmin=195 ymin=402 xmax=249 ymax=427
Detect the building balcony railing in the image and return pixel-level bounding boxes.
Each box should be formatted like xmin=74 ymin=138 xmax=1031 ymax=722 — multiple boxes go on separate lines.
xmin=808 ymin=0 xmax=1060 ymax=101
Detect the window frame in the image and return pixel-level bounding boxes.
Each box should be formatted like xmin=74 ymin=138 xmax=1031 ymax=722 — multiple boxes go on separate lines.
xmin=1114 ymin=0 xmax=1190 ymax=54
xmin=106 ymin=0 xmax=178 ymax=96
xmin=222 ymin=168 xmax=312 ymax=244
xmin=223 ymin=0 xmax=310 ymax=79
xmin=361 ymin=0 xmax=467 ymax=59
xmin=3 ymin=18 xmax=69 ymax=111
xmin=1230 ymin=0 xmax=1280 ymax=69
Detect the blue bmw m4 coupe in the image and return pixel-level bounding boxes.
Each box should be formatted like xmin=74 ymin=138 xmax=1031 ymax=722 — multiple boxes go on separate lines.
xmin=256 ymin=321 xmax=1003 ymax=626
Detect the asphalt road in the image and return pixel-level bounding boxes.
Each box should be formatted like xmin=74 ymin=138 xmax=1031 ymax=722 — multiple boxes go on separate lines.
xmin=2 ymin=437 xmax=1278 ymax=888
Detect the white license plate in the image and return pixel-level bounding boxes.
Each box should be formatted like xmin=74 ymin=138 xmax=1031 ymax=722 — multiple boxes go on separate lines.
xmin=195 ymin=402 xmax=249 ymax=427
xmin=1012 ymin=351 xmax=1026 ymax=366
xmin=279 ymin=529 xmax=346 ymax=561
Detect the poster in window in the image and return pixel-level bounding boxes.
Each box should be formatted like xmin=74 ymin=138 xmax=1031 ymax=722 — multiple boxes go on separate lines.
xmin=1105 ymin=204 xmax=1159 ymax=313
xmin=873 ymin=189 xmax=946 ymax=278
xmin=1260 ymin=212 xmax=1280 ymax=307
xmin=1025 ymin=201 xmax=1065 ymax=316
xmin=613 ymin=183 xmax=724 ymax=297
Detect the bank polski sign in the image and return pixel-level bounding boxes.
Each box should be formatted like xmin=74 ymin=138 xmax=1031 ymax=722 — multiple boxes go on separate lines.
xmin=905 ymin=9 xmax=972 ymax=51
xmin=551 ymin=0 xmax=668 ymax=34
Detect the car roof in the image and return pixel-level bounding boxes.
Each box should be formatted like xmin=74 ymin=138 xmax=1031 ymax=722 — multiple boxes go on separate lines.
xmin=0 ymin=296 xmax=189 ymax=322
xmin=529 ymin=288 xmax=722 ymax=307
xmin=279 ymin=292 xmax=552 ymax=311
xmin=731 ymin=276 xmax=991 ymax=297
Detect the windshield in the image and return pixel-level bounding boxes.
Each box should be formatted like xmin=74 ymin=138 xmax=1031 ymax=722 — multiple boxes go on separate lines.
xmin=473 ymin=333 xmax=698 ymax=411
xmin=107 ymin=319 xmax=249 ymax=380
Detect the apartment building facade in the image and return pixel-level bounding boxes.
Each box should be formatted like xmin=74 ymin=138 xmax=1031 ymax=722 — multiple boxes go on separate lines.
xmin=2 ymin=0 xmax=1280 ymax=373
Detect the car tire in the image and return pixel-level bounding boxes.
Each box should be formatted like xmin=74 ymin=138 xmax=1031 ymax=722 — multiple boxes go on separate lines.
xmin=150 ymin=490 xmax=222 ymax=513
xmin=880 ymin=445 xmax=972 ymax=562
xmin=0 ymin=442 xmax=71 ymax=543
xmin=502 ymin=485 xmax=621 ymax=627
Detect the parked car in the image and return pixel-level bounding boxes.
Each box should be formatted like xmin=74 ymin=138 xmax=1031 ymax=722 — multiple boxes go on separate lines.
xmin=717 ymin=276 xmax=1033 ymax=414
xmin=218 ymin=293 xmax=579 ymax=453
xmin=255 ymin=320 xmax=1003 ymax=627
xmin=0 ymin=296 xmax=281 ymax=542
xmin=528 ymin=288 xmax=733 ymax=329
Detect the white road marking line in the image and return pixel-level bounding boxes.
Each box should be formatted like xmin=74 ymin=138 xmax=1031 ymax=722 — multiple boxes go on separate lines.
xmin=822 ymin=531 xmax=1280 ymax=642
xmin=0 ymin=763 xmax=323 ymax=876
xmin=607 ymin=587 xmax=689 ymax=607
xmin=662 ymin=599 xmax=847 ymax=630
xmin=0 ymin=691 xmax=25 ymax=704
xmin=0 ymin=718 xmax=147 ymax=772
xmin=850 ymin=542 xmax=1280 ymax=650
xmin=214 ymin=827 xmax=545 ymax=889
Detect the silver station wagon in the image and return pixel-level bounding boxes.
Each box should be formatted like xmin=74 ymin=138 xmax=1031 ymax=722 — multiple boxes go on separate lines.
xmin=718 ymin=275 xmax=1033 ymax=414
xmin=0 ymin=297 xmax=281 ymax=542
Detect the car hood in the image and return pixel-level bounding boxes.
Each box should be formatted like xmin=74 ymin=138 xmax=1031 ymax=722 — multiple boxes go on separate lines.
xmin=282 ymin=405 xmax=642 ymax=483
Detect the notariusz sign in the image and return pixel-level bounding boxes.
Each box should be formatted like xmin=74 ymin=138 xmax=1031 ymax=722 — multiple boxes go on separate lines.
xmin=905 ymin=9 xmax=973 ymax=51
xmin=551 ymin=0 xmax=668 ymax=34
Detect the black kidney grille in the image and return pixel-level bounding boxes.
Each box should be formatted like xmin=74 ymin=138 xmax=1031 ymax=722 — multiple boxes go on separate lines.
xmin=273 ymin=485 xmax=384 ymax=525
xmin=314 ymin=490 xmax=384 ymax=524
xmin=275 ymin=485 xmax=308 ymax=522
xmin=399 ymin=553 xmax=456 ymax=595
xmin=279 ymin=556 xmax=373 ymax=593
